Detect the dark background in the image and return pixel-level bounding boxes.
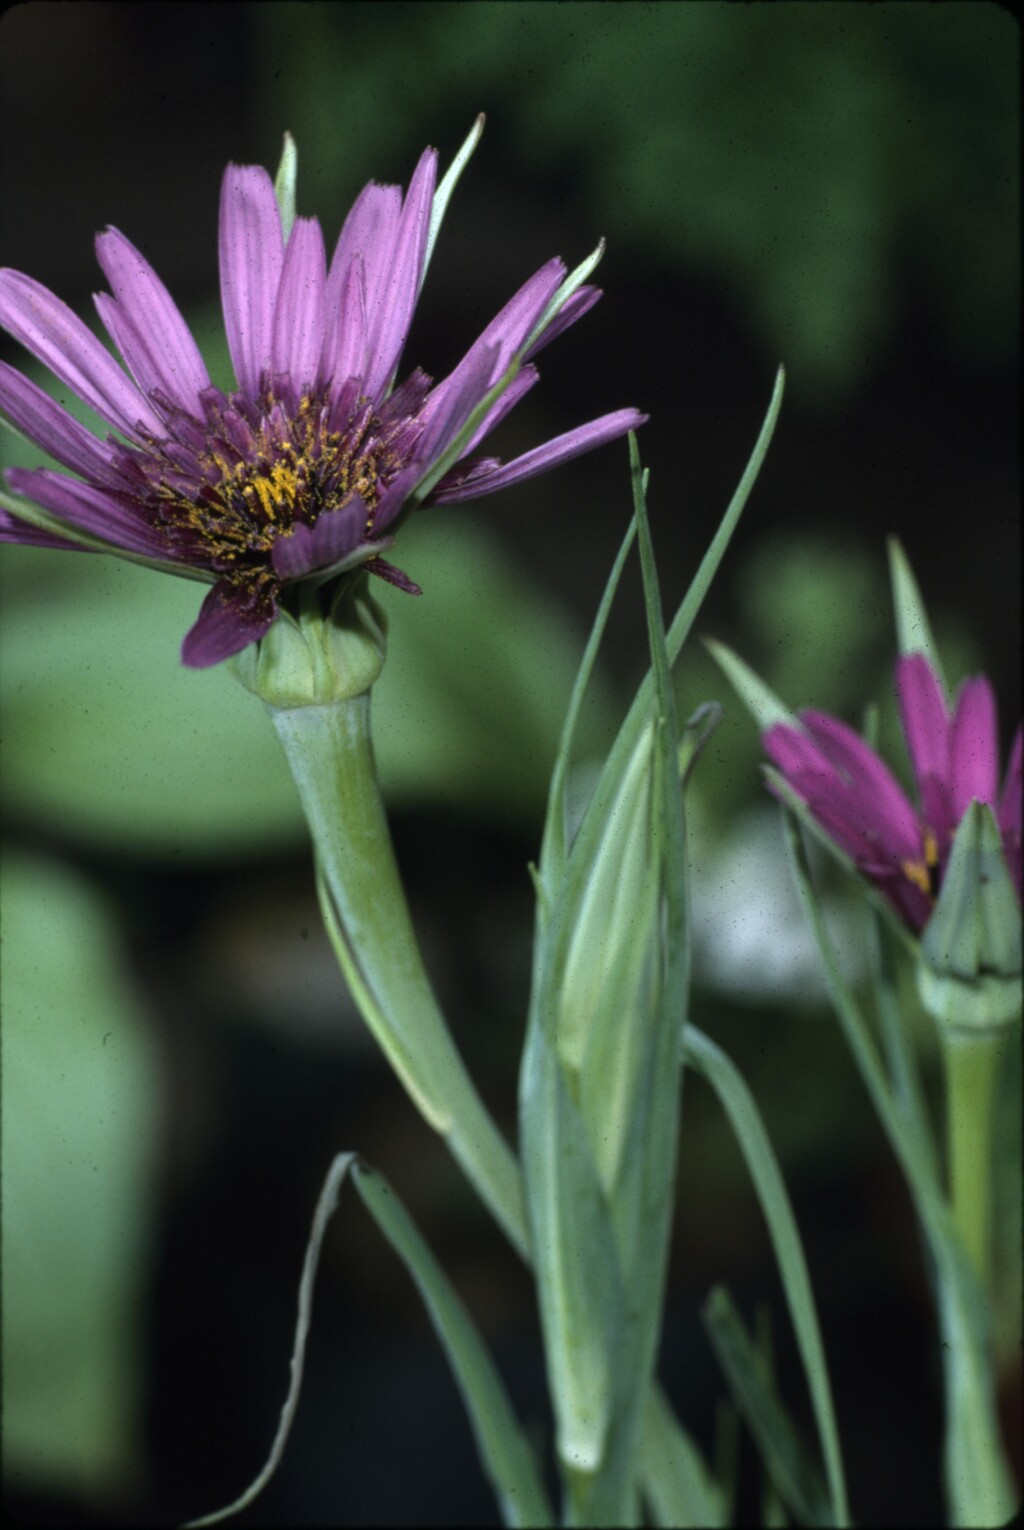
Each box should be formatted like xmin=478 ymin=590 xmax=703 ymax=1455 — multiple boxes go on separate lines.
xmin=1 ymin=4 xmax=1019 ymax=1525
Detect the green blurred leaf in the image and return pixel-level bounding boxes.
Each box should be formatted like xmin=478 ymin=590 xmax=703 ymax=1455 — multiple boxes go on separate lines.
xmin=638 ymin=1388 xmax=726 ymax=1529
xmin=704 ymin=639 xmax=796 ymax=734
xmin=1 ymin=852 xmax=159 ymax=1498
xmin=887 ymin=536 xmax=949 ymax=700
xmin=702 ymin=1287 xmax=832 ymax=1528
xmin=0 ymin=513 xmax=617 ymax=851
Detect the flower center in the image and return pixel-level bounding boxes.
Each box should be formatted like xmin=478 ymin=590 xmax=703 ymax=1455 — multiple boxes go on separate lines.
xmin=132 ymin=388 xmax=389 ymax=578
xmin=901 ymin=824 xmax=940 ymax=900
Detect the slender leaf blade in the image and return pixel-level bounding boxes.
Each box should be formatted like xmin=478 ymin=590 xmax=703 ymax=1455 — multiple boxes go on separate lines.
xmin=684 ymin=1025 xmax=849 ymax=1528
xmin=702 ymin=1286 xmax=832 ymax=1528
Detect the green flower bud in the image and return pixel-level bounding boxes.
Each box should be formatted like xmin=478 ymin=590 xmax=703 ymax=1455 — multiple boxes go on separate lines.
xmin=228 ymin=574 xmax=387 ymax=708
xmin=918 ymin=801 xmax=1023 ymax=1035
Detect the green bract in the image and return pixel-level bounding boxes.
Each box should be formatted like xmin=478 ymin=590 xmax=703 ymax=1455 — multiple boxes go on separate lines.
xmin=918 ymin=801 xmax=1023 ymax=1035
xmin=229 ymin=575 xmax=387 ymax=707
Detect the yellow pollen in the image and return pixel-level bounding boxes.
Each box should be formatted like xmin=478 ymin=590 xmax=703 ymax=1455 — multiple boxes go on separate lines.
xmin=901 ymin=825 xmax=941 ymax=899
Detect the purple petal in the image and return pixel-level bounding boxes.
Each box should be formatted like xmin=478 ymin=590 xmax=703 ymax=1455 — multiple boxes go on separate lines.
xmin=0 ymin=504 xmax=94 ymax=551
xmin=423 ymin=259 xmax=565 ymax=427
xmin=181 ymin=579 xmax=276 ymax=668
xmin=95 ymin=227 xmax=210 ymax=413
xmin=800 ymin=710 xmax=923 ymax=857
xmin=6 ymin=466 xmax=172 ymax=558
xmin=324 ymin=181 xmax=402 ymax=383
xmin=363 ymin=147 xmax=437 ymax=401
xmin=271 ymin=494 xmax=367 ymax=580
xmin=271 ymin=216 xmax=327 ymax=393
xmin=0 ymin=360 xmax=122 ymax=484
xmin=322 ymin=254 xmax=368 ymax=397
xmin=765 ymin=719 xmax=916 ymax=861
xmin=365 ymin=556 xmax=421 ymax=594
xmin=0 ymin=268 xmax=162 ymax=439
xmin=370 ymin=343 xmax=501 ymax=532
xmin=429 ymin=407 xmax=647 ymax=504
xmin=949 ymin=675 xmax=1000 ymax=819
xmin=218 ymin=165 xmax=285 ymax=399
xmin=896 ymin=653 xmax=952 ymax=834
xmin=523 ymin=285 xmax=602 ymax=361
xmin=453 ymin=363 xmax=540 ymax=461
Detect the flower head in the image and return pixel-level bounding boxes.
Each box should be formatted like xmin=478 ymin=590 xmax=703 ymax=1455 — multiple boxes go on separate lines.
xmin=763 ymin=652 xmax=1021 ymax=933
xmin=0 ymin=129 xmax=645 ymax=667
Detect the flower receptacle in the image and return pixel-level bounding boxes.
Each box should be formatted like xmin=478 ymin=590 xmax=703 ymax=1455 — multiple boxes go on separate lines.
xmin=229 ymin=574 xmax=387 ymax=708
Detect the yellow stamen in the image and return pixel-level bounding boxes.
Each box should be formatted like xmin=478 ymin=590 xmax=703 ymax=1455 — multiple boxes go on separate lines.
xmin=901 ymin=825 xmax=941 ymax=899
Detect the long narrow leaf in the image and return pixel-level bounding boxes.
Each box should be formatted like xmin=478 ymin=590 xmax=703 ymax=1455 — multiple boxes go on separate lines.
xmin=540 ymin=515 xmax=638 ymax=876
xmin=702 ymin=638 xmax=796 ymax=733
xmin=780 ymin=811 xmax=940 ymax=1217
xmin=866 ymin=909 xmax=941 ymax=1187
xmin=424 ymin=114 xmax=486 ymax=283
xmin=683 ymin=1025 xmax=849 ymax=1528
xmin=702 ymin=1287 xmax=832 ymax=1527
xmin=351 ymin=1160 xmax=554 ymax=1528
xmin=184 ymin=1153 xmax=552 ymax=1529
xmin=575 ymin=371 xmax=784 ymax=876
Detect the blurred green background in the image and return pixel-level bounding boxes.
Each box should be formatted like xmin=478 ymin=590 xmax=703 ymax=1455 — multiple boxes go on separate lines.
xmin=1 ymin=3 xmax=1019 ymax=1524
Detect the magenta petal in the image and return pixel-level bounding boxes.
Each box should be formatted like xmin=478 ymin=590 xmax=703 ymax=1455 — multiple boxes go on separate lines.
xmin=763 ymin=722 xmax=831 ymax=782
xmin=363 ymin=148 xmax=437 ymax=400
xmin=800 ymin=710 xmax=922 ymax=858
xmin=0 ymin=361 xmax=121 ymax=485
xmin=429 ymin=408 xmax=647 ymax=504
xmin=6 ymin=466 xmax=174 ymax=558
xmin=95 ymin=228 xmax=210 ymax=413
xmin=271 ymin=217 xmax=327 ymax=393
xmin=0 ymin=505 xmax=94 ymax=551
xmin=948 ymin=675 xmax=1000 ymax=818
xmin=218 ymin=165 xmax=285 ymax=399
xmin=896 ymin=653 xmax=953 ymax=832
xmin=181 ymin=580 xmax=275 ymax=667
xmin=271 ymin=494 xmax=367 ymax=580
xmin=0 ymin=268 xmax=162 ymax=439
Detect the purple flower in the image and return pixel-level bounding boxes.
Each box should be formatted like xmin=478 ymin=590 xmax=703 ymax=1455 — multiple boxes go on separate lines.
xmin=0 ymin=143 xmax=645 ymax=667
xmin=763 ymin=653 xmax=1022 ymax=932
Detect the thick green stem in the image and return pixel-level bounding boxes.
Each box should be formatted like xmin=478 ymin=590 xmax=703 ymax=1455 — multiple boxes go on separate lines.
xmin=942 ymin=1029 xmax=1004 ymax=1291
xmin=270 ymin=696 xmax=529 ymax=1260
xmin=938 ymin=1028 xmax=1015 ymax=1526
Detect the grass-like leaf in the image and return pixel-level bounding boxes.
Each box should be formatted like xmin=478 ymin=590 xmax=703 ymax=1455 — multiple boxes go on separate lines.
xmin=184 ymin=1153 xmax=552 ymax=1529
xmin=702 ymin=1286 xmax=833 ymax=1527
xmin=684 ymin=1025 xmax=849 ymax=1528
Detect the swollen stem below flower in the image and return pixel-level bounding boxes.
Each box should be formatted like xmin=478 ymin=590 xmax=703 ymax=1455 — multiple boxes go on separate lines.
xmin=269 ymin=693 xmax=531 ymax=1261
